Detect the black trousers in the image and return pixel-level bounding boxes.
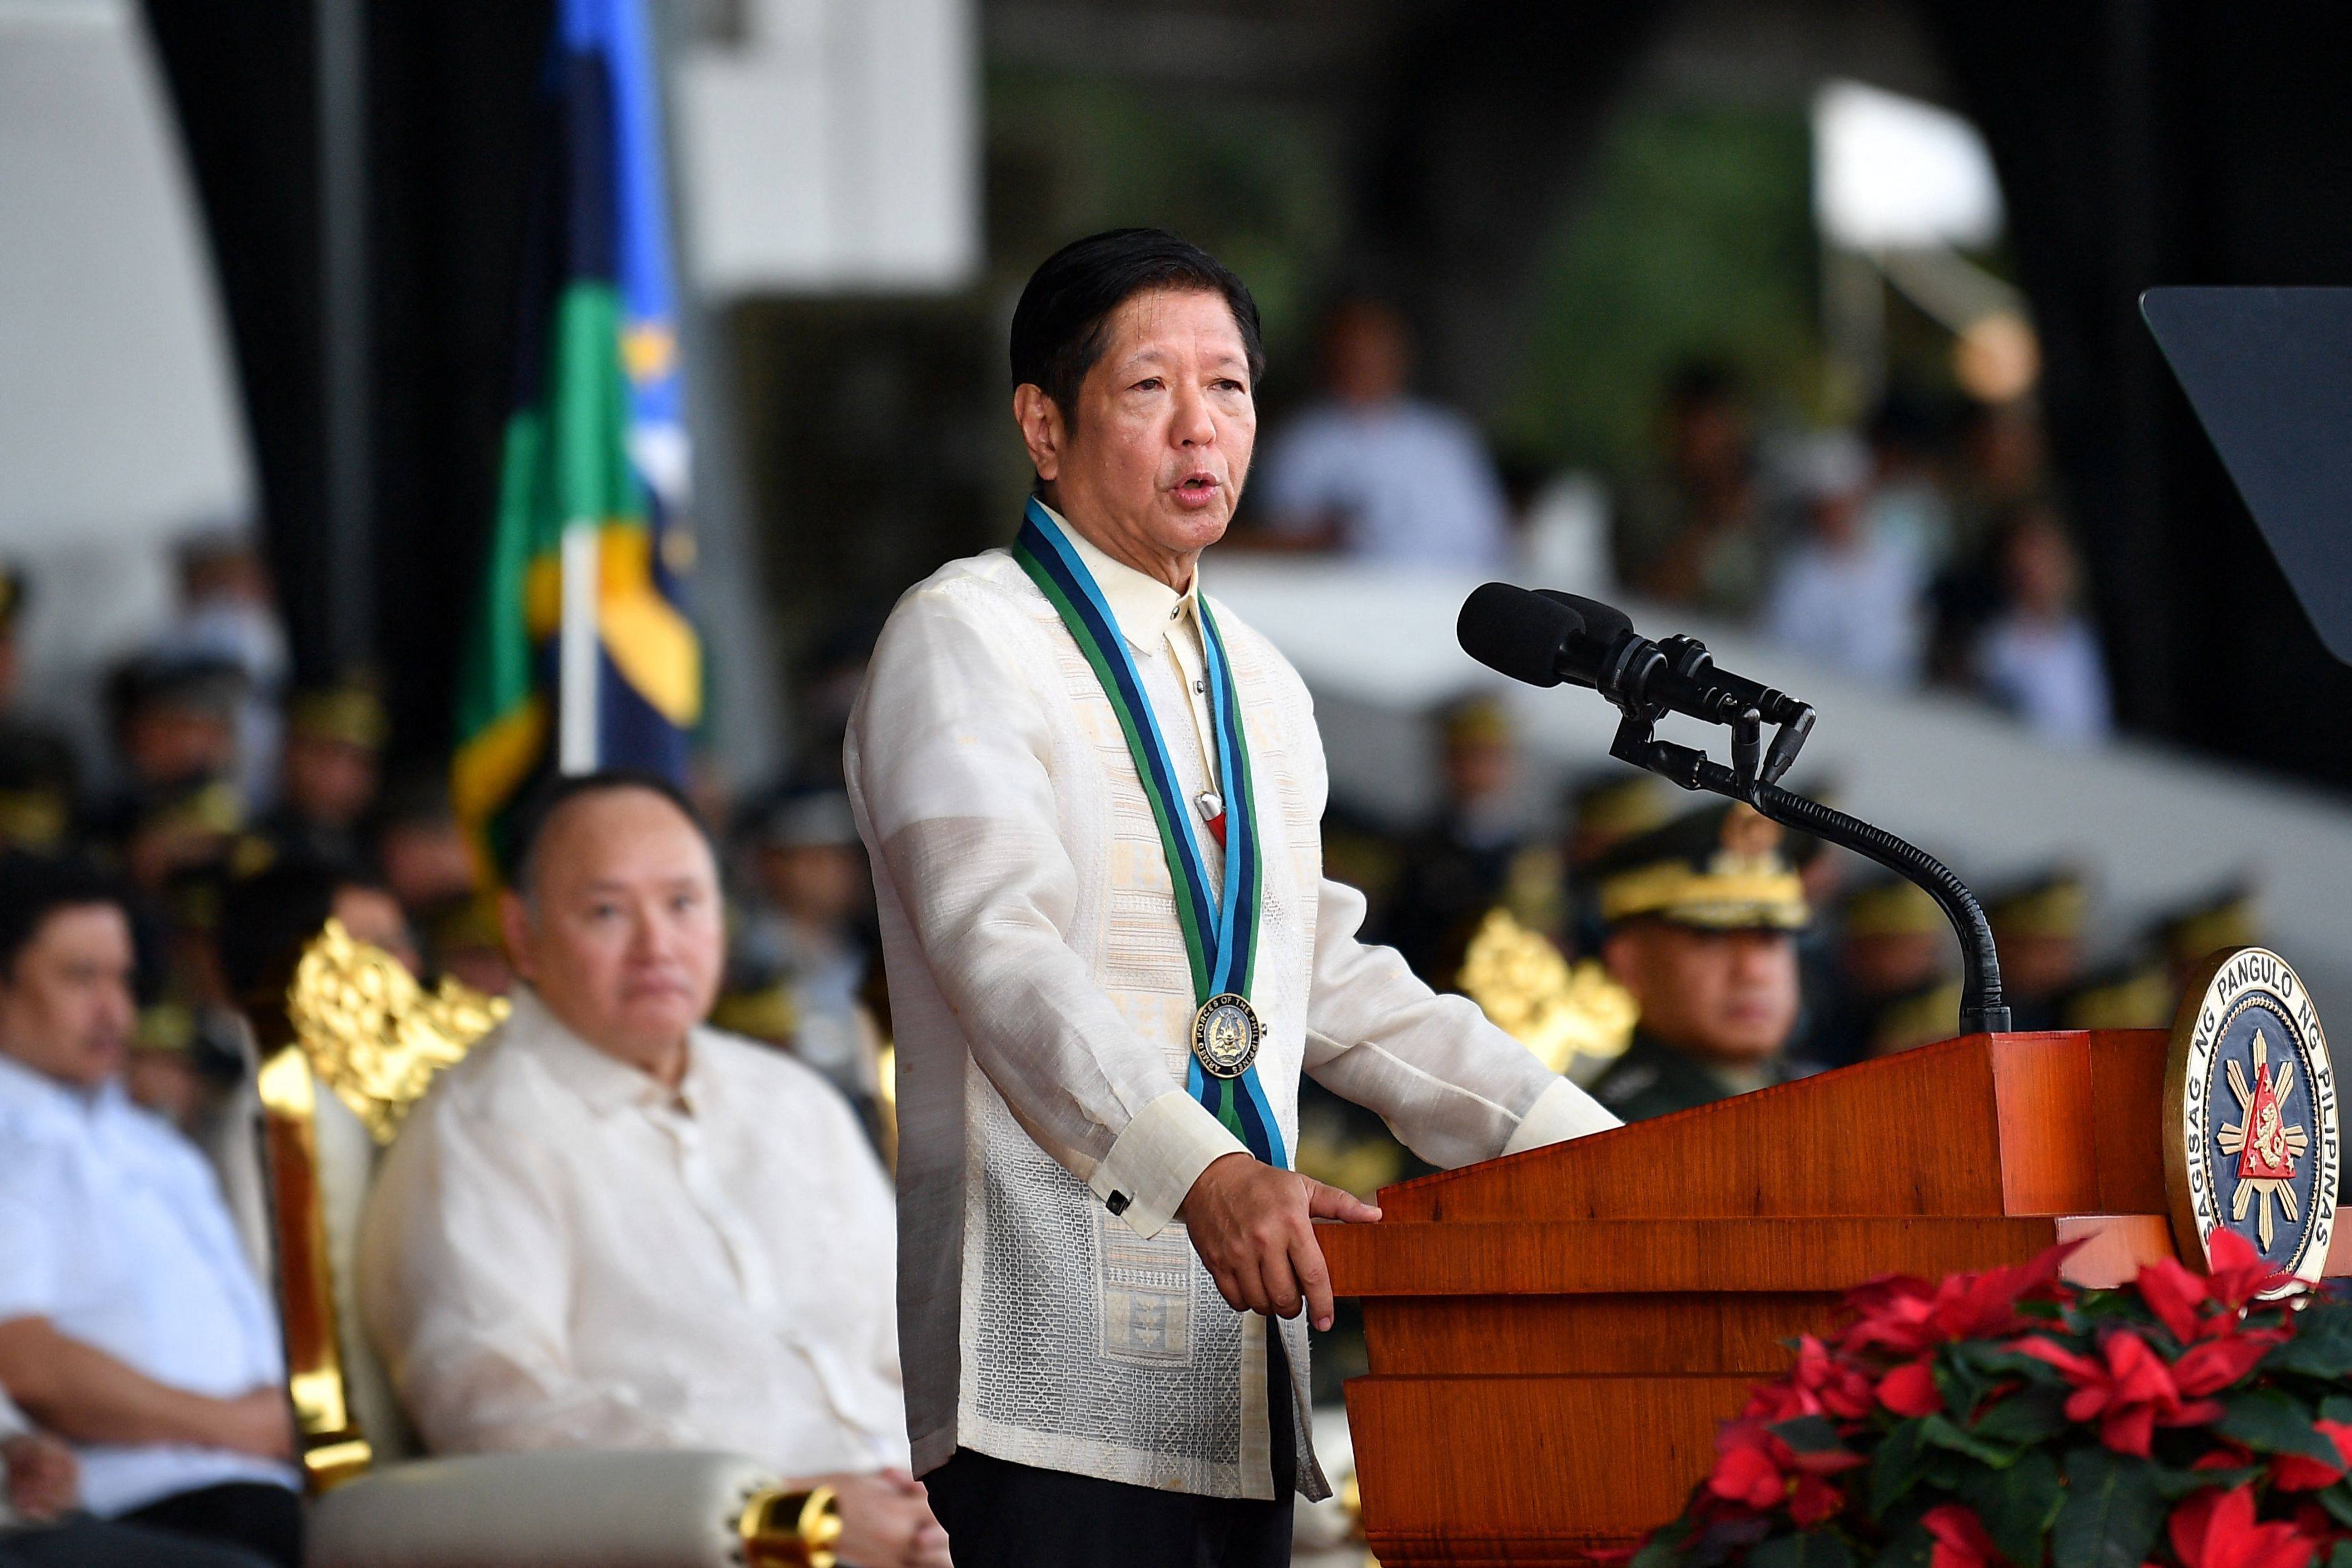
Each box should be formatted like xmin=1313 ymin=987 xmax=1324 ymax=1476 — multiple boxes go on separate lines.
xmin=0 ymin=1517 xmax=276 ymax=1568
xmin=118 ymin=1483 xmax=301 ymax=1568
xmin=926 ymin=1327 xmax=1298 ymax=1568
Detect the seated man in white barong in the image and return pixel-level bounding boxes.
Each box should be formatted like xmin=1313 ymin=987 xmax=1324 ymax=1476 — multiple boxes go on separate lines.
xmin=358 ymin=774 xmax=951 ymax=1568
xmin=846 ymin=228 xmax=1621 ymax=1568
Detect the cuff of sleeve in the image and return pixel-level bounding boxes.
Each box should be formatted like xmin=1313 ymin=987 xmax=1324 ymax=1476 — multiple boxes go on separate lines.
xmin=1090 ymin=1090 xmax=1250 ymax=1239
xmin=1500 ymin=1076 xmax=1622 ymax=1157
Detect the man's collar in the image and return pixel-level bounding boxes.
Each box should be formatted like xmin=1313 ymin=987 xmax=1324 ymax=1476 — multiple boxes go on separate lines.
xmin=507 ymin=986 xmax=702 ymax=1117
xmin=1038 ymin=501 xmax=1198 ymax=652
xmin=0 ymin=1050 xmax=123 ymax=1128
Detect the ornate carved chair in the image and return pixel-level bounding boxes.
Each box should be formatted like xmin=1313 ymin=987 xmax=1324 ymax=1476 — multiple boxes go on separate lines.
xmin=254 ymin=920 xmax=841 ymax=1567
xmin=1456 ymin=908 xmax=1638 ymax=1083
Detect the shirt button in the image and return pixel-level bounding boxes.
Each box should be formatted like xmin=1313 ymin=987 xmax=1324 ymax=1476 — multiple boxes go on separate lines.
xmin=1106 ymin=1191 xmax=1131 ymax=1216
xmin=1169 ymin=606 xmax=1181 ymax=621
xmin=1194 ymin=678 xmax=1206 ymax=693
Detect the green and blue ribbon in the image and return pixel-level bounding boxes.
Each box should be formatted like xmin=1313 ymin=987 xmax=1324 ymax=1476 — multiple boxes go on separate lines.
xmin=1012 ymin=497 xmax=1287 ymax=1168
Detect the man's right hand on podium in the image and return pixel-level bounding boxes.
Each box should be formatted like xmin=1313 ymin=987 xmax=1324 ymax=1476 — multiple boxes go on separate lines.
xmin=1179 ymin=1153 xmax=1381 ymax=1331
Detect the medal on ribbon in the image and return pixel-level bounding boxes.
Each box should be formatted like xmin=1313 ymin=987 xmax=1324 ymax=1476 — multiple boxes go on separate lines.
xmin=1012 ymin=497 xmax=1287 ymax=1169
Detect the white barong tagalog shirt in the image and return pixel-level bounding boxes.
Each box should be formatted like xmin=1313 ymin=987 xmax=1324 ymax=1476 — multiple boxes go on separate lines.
xmin=358 ymin=991 xmax=908 ymax=1478
xmin=0 ymin=1055 xmax=297 ymax=1517
xmin=846 ymin=513 xmax=1617 ymax=1500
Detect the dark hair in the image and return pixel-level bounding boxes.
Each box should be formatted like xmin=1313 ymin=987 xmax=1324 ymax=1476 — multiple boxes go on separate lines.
xmin=216 ymin=854 xmax=386 ymax=1007
xmin=1009 ymin=228 xmax=1265 ymax=431
xmin=502 ymin=768 xmax=711 ymax=893
xmin=0 ymin=852 xmax=128 ymax=979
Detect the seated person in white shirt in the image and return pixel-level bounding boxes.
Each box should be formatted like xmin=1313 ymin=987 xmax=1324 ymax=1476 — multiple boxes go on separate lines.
xmin=1248 ymin=296 xmax=1512 ymax=570
xmin=0 ymin=855 xmax=300 ymax=1568
xmin=1 ymin=1386 xmax=274 ymax=1568
xmin=359 ymin=772 xmax=951 ymax=1568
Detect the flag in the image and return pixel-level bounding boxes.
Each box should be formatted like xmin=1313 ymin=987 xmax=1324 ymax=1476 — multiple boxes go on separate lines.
xmin=451 ymin=0 xmax=701 ymax=882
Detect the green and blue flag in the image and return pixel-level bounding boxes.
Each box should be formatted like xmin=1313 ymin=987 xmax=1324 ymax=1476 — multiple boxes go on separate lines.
xmin=453 ymin=0 xmax=700 ymax=880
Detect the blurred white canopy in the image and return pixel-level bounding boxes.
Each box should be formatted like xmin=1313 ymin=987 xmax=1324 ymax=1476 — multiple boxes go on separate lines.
xmin=0 ymin=0 xmax=252 ymax=550
xmin=1812 ymin=78 xmax=2004 ymax=252
xmin=0 ymin=0 xmax=252 ymax=738
xmin=673 ymin=0 xmax=979 ymax=299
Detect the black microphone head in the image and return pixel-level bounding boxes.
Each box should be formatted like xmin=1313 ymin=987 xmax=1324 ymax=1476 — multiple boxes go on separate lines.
xmin=1534 ymin=589 xmax=1636 ymax=643
xmin=1533 ymin=589 xmax=1641 ymax=690
xmin=1457 ymin=582 xmax=1580 ymax=688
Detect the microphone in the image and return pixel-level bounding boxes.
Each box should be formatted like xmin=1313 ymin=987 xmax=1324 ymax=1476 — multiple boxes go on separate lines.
xmin=1457 ymin=583 xmax=1808 ymax=733
xmin=1453 ymin=580 xmax=2011 ymax=1034
xmin=1453 ymin=581 xmax=1585 ymax=688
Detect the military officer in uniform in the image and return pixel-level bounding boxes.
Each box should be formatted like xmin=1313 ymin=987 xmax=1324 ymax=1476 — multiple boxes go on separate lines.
xmin=1586 ymin=804 xmax=1818 ymax=1122
xmin=1380 ymin=694 xmax=1539 ymax=989
xmin=1983 ymin=869 xmax=2089 ymax=1032
xmin=1805 ymin=877 xmax=1953 ymax=1066
xmin=2149 ymin=884 xmax=2259 ymax=1001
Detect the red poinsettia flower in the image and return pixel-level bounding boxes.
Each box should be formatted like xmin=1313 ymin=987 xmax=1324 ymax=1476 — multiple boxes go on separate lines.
xmin=1740 ymin=1380 xmax=1807 ymax=1424
xmin=2140 ymin=1254 xmax=2224 ymax=1344
xmin=1922 ymin=1502 xmax=2004 ymax=1568
xmin=2019 ymin=1329 xmax=2222 ymax=1457
xmin=2169 ymin=1484 xmax=2316 ymax=1568
xmin=1844 ymin=1247 xmax=2073 ymax=1357
xmin=1792 ymin=1335 xmax=1877 ymax=1421
xmin=1707 ymin=1423 xmax=1787 ymax=1510
xmin=1788 ymin=1473 xmax=1845 ymax=1528
xmin=2287 ymin=1500 xmax=2338 ymax=1544
xmin=2204 ymin=1229 xmax=2296 ymax=1312
xmin=1877 ymin=1354 xmax=1942 ymax=1418
xmin=2173 ymin=1328 xmax=2289 ymax=1396
xmin=2269 ymin=1420 xmax=2352 ymax=1492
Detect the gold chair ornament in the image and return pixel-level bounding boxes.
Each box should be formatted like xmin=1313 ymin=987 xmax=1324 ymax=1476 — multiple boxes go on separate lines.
xmin=1457 ymin=909 xmax=1639 ymax=1077
xmin=256 ymin=919 xmax=509 ymax=1489
xmin=286 ymin=918 xmax=509 ymax=1143
xmin=740 ymin=1485 xmax=843 ymax=1568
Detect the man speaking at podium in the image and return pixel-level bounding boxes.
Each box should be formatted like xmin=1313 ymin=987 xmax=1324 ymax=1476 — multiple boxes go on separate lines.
xmin=845 ymin=229 xmax=1619 ymax=1566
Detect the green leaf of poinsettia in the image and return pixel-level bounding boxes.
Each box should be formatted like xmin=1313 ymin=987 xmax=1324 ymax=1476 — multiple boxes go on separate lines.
xmin=1960 ymin=1448 xmax=2062 ymax=1567
xmin=1772 ymin=1415 xmax=1847 ymax=1455
xmin=1952 ymin=1344 xmax=2068 ymax=1387
xmin=2329 ymin=1538 xmax=2352 ymax=1568
xmin=2153 ymin=1462 xmax=2260 ymax=1498
xmin=2318 ymin=1480 xmax=2352 ymax=1531
xmin=2266 ymin=1303 xmax=2352 ymax=1380
xmin=1629 ymin=1525 xmax=1687 ymax=1568
xmin=2217 ymin=1389 xmax=2344 ymax=1462
xmin=1751 ymin=1530 xmax=1857 ymax=1568
xmin=2052 ymin=1448 xmax=2165 ymax=1568
xmin=1919 ymin=1413 xmax=2021 ymax=1468
xmin=1869 ymin=1420 xmax=1934 ymax=1520
xmin=1869 ymin=1519 xmax=1935 ymax=1568
xmin=1970 ymin=1386 xmax=2071 ymax=1448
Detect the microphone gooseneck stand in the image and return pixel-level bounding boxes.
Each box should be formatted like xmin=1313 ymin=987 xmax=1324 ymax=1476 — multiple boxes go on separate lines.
xmin=1599 ymin=639 xmax=2013 ymax=1036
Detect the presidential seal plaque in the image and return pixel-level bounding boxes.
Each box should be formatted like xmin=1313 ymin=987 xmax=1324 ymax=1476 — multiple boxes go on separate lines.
xmin=2164 ymin=946 xmax=2339 ymax=1290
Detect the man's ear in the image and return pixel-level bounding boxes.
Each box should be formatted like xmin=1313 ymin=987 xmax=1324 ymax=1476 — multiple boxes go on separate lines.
xmin=1013 ymin=383 xmax=1064 ymax=485
xmin=498 ymin=890 xmax=536 ymax=983
xmin=1601 ymin=927 xmax=1642 ymax=989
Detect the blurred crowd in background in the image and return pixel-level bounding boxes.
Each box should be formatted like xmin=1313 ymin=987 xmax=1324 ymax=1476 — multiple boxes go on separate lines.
xmin=1233 ymin=297 xmax=2112 ymax=746
xmin=0 ymin=537 xmax=893 ymax=1165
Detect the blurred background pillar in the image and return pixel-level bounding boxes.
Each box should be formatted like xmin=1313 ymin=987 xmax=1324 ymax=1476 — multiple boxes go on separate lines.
xmin=314 ymin=0 xmax=373 ymax=678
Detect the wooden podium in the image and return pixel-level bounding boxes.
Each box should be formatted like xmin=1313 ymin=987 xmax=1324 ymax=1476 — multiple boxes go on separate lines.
xmin=1321 ymin=1028 xmax=2192 ymax=1567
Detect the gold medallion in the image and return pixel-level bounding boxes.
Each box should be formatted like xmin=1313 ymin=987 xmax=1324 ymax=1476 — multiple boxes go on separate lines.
xmin=1190 ymin=993 xmax=1264 ymax=1080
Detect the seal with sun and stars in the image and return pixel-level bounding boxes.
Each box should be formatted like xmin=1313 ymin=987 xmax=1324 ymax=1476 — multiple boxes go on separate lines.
xmin=2165 ymin=946 xmax=2340 ymax=1292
